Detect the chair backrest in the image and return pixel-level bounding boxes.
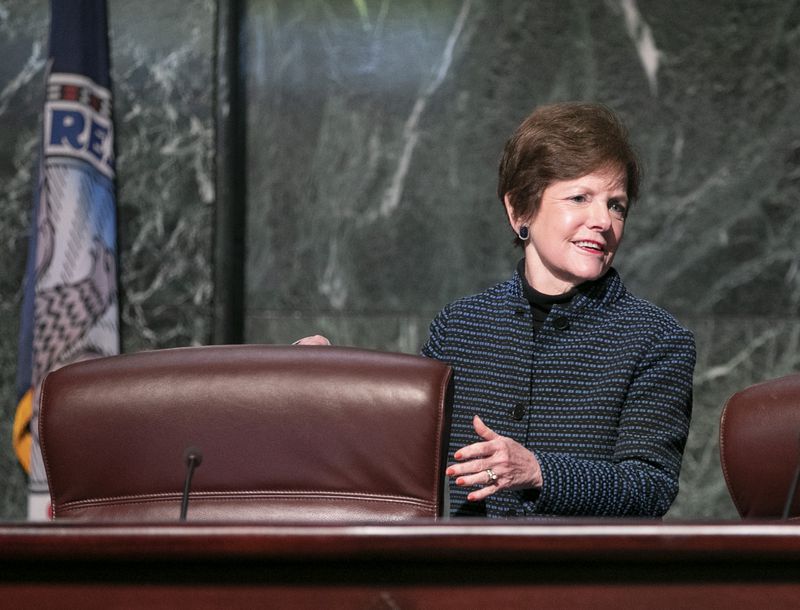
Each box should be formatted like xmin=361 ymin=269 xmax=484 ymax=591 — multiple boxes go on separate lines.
xmin=719 ymin=373 xmax=800 ymax=519
xmin=40 ymin=345 xmax=453 ymax=522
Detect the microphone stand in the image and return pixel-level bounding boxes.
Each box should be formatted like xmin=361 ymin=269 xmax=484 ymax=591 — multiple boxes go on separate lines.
xmin=180 ymin=447 xmax=203 ymax=521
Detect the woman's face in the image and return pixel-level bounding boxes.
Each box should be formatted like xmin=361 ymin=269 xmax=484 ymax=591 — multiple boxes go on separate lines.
xmin=506 ymin=169 xmax=629 ymax=295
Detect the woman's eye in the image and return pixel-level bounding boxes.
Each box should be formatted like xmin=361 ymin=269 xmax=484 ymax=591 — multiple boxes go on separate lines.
xmin=570 ymin=195 xmax=587 ymax=203
xmin=609 ymin=200 xmax=628 ymax=217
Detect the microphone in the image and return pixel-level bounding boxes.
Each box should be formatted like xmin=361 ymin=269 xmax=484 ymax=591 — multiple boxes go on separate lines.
xmin=179 ymin=446 xmax=203 ymax=521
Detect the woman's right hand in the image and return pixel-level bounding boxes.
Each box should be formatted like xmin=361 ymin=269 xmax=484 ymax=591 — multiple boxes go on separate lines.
xmin=292 ymin=335 xmax=331 ymax=346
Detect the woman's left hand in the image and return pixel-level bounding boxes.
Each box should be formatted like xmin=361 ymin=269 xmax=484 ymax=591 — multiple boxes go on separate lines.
xmin=445 ymin=415 xmax=543 ymax=502
xmin=291 ymin=335 xmax=331 ymax=346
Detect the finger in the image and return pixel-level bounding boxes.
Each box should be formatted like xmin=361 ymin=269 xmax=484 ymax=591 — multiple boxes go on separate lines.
xmin=445 ymin=458 xmax=481 ymax=477
xmin=454 ymin=468 xmax=500 ymax=489
xmin=473 ymin=415 xmax=499 ymax=441
xmin=452 ymin=439 xmax=494 ymax=462
xmin=292 ymin=335 xmax=331 ymax=346
xmin=467 ymin=484 xmax=499 ymax=502
xmin=446 ymin=459 xmax=493 ymax=479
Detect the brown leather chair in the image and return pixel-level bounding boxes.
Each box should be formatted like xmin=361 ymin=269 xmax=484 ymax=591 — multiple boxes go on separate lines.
xmin=40 ymin=345 xmax=453 ymax=522
xmin=719 ymin=373 xmax=800 ymax=519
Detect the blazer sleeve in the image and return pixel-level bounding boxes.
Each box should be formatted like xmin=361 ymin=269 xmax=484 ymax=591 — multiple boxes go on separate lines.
xmin=523 ymin=326 xmax=696 ymax=517
xmin=420 ymin=306 xmax=449 ymax=362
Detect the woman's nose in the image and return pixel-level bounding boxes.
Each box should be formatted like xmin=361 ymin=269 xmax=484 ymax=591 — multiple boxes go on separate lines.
xmin=587 ymin=201 xmax=612 ymax=230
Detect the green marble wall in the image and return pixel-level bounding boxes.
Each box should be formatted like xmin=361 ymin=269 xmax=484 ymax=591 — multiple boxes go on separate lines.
xmin=0 ymin=0 xmax=217 ymax=519
xmin=243 ymin=0 xmax=800 ymax=520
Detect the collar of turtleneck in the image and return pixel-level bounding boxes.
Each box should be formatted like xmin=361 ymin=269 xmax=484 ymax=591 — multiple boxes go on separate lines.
xmin=515 ymin=258 xmax=578 ymax=332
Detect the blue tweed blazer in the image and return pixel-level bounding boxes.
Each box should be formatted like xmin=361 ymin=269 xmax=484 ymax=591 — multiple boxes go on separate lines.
xmin=422 ymin=266 xmax=695 ymax=518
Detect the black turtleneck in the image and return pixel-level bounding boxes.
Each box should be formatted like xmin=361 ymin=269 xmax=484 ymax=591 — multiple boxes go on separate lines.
xmin=516 ymin=258 xmax=577 ymax=332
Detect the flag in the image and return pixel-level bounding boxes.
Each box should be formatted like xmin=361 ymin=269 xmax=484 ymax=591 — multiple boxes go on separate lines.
xmin=13 ymin=0 xmax=119 ymax=520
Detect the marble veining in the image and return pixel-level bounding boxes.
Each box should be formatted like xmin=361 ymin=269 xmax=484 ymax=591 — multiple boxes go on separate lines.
xmin=619 ymin=0 xmax=661 ymax=95
xmin=377 ymin=0 xmax=471 ymax=220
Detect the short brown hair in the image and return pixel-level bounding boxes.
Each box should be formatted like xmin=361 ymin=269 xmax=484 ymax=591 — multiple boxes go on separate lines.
xmin=498 ymin=102 xmax=641 ymax=229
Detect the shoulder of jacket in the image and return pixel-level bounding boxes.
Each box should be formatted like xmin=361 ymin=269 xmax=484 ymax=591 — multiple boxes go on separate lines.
xmin=444 ymin=277 xmax=516 ymax=313
xmin=613 ymin=291 xmax=694 ymax=340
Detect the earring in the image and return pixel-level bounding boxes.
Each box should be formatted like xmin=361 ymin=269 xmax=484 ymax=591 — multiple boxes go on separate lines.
xmin=518 ymin=225 xmax=530 ymax=240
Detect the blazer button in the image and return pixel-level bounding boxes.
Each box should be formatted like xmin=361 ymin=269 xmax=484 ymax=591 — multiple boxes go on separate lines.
xmin=553 ymin=316 xmax=570 ymax=330
xmin=511 ymin=403 xmax=526 ymax=421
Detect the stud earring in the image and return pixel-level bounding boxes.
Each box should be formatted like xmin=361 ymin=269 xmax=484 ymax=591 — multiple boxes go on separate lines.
xmin=518 ymin=225 xmax=530 ymax=240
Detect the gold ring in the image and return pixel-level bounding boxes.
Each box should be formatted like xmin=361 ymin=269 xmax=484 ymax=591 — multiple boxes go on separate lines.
xmin=486 ymin=468 xmax=498 ymax=484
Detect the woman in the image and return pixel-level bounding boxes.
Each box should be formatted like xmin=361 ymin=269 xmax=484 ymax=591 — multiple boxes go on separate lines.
xmin=299 ymin=102 xmax=695 ymax=518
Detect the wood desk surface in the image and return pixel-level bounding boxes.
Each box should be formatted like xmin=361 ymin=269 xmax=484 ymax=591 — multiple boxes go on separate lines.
xmin=2 ymin=520 xmax=799 ymax=608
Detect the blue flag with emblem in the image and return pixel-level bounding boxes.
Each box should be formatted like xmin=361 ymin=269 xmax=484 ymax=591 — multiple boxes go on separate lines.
xmin=14 ymin=0 xmax=119 ymax=520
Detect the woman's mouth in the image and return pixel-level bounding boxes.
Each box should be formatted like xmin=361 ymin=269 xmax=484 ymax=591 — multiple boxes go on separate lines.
xmin=573 ymin=240 xmax=606 ymax=254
